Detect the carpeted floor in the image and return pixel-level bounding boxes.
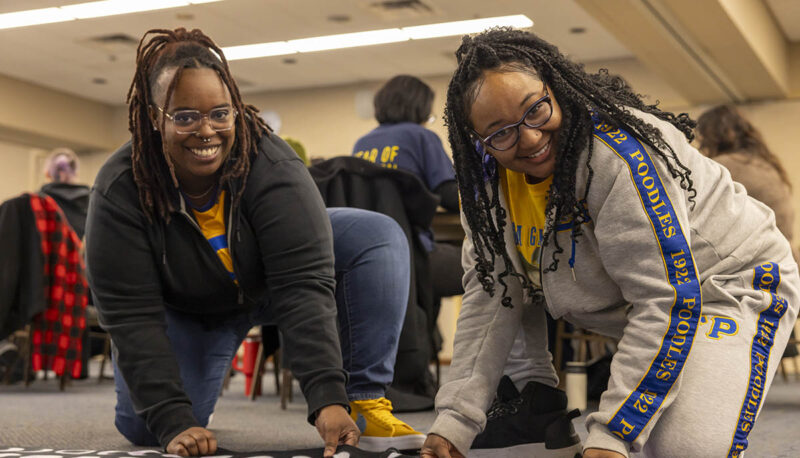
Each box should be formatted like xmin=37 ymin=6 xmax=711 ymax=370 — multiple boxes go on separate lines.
xmin=1 ymin=361 xmax=800 ymax=456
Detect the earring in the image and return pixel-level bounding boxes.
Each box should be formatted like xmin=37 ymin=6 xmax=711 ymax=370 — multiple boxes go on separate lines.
xmin=474 ymin=139 xmax=496 ymax=181
xmin=482 ymin=153 xmax=497 ymax=182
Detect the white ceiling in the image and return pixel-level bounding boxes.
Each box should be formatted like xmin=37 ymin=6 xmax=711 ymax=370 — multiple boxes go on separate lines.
xmin=766 ymin=0 xmax=800 ymax=42
xmin=0 ymin=0 xmax=633 ymax=105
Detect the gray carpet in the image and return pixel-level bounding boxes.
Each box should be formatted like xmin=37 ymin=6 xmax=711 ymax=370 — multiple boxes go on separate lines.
xmin=1 ymin=361 xmax=799 ymax=456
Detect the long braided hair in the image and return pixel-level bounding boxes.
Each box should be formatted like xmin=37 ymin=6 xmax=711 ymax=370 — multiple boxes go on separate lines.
xmin=445 ymin=28 xmax=696 ymax=306
xmin=127 ymin=27 xmax=269 ymax=222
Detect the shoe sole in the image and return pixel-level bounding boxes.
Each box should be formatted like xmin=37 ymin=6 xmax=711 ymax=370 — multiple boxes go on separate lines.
xmin=469 ymin=442 xmax=583 ymax=458
xmin=358 ymin=434 xmax=426 ymax=452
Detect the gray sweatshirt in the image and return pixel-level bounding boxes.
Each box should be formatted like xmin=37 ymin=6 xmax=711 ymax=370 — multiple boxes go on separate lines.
xmin=429 ymin=110 xmax=798 ymax=455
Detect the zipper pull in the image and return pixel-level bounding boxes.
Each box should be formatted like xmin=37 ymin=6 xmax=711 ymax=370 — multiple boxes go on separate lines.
xmin=571 ymin=267 xmax=576 ymax=282
xmin=237 ymin=289 xmax=244 ymax=305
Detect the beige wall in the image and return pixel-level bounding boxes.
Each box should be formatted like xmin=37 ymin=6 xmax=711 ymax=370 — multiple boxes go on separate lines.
xmin=0 ymin=140 xmax=44 ymax=201
xmin=0 ymin=140 xmax=99 ymax=202
xmin=0 ymin=73 xmax=119 ymax=152
xmin=245 ymin=74 xmax=452 ymax=160
xmin=1 ymin=60 xmax=798 ymax=249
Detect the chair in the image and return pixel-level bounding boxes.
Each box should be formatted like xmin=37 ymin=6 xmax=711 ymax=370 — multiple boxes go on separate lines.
xmin=224 ymin=325 xmax=286 ymax=405
xmin=553 ymin=319 xmax=617 ymax=391
xmin=3 ymin=325 xmax=69 ymax=390
xmin=778 ymin=331 xmax=799 ymax=381
xmin=85 ymin=306 xmax=112 ymax=382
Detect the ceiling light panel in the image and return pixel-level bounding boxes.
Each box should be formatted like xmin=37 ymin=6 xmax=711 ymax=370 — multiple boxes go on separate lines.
xmin=60 ymin=0 xmax=190 ymax=19
xmin=222 ymin=14 xmax=534 ymax=61
xmin=289 ymin=28 xmax=409 ymax=53
xmin=0 ymin=8 xmax=72 ymax=29
xmin=0 ymin=0 xmax=223 ymax=30
xmin=223 ymin=42 xmax=297 ymax=60
xmin=402 ymin=14 xmax=533 ymax=39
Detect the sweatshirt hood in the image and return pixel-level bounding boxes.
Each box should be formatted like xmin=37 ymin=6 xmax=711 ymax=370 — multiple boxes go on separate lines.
xmin=40 ymin=182 xmax=90 ymax=203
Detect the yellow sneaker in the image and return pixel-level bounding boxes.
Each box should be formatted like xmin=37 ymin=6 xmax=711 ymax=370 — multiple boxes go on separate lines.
xmin=350 ymin=397 xmax=426 ymax=451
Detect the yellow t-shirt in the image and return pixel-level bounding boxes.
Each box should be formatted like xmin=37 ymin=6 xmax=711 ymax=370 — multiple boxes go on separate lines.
xmin=500 ymin=169 xmax=552 ymax=287
xmin=191 ymin=190 xmax=236 ymax=282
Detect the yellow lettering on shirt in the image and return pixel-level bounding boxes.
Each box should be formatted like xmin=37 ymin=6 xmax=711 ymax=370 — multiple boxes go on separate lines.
xmin=500 ymin=169 xmax=551 ymax=287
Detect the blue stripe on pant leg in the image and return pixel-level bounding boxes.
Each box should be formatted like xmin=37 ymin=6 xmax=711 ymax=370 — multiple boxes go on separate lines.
xmin=728 ymin=262 xmax=790 ymax=457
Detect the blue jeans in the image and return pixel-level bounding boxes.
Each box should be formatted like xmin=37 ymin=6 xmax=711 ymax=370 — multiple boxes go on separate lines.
xmin=114 ymin=207 xmax=409 ymax=445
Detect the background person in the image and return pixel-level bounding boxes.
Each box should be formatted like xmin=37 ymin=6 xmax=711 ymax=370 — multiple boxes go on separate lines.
xmin=696 ymin=104 xmax=798 ymax=262
xmin=352 ymin=76 xmax=464 ymax=406
xmin=40 ymin=147 xmax=90 ymax=240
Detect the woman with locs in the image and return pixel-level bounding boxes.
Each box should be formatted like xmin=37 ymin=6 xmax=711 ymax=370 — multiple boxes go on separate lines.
xmin=85 ymin=28 xmax=424 ymax=457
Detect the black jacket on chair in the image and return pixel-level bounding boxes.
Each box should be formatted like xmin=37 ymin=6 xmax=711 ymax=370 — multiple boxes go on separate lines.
xmin=309 ymin=156 xmax=440 ymax=391
xmin=0 ymin=195 xmax=45 ymax=340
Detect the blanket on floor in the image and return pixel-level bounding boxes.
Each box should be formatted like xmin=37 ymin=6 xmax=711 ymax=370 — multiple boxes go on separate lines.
xmin=0 ymin=446 xmax=417 ymax=458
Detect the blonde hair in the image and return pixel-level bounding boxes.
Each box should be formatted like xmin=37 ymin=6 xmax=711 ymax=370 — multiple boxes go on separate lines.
xmin=44 ymin=147 xmax=79 ymax=183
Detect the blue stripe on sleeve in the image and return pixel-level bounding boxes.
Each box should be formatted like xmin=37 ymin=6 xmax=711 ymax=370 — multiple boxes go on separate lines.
xmin=593 ymin=119 xmax=703 ymax=443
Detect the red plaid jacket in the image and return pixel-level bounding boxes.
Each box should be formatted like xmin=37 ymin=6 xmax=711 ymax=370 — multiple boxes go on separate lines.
xmin=29 ymin=194 xmax=88 ymax=378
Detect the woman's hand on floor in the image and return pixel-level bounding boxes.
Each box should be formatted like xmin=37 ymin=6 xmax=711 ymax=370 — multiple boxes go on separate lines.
xmin=583 ymin=448 xmax=626 ymax=458
xmin=166 ymin=426 xmax=217 ymax=456
xmin=314 ymin=404 xmax=360 ymax=457
xmin=420 ymin=433 xmax=465 ymax=458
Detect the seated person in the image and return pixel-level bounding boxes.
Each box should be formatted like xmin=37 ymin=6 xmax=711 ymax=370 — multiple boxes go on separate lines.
xmin=85 ymin=28 xmax=423 ymax=457
xmin=39 ymin=148 xmax=103 ymax=379
xmin=352 ymin=75 xmax=464 ymax=370
xmin=39 ymin=147 xmax=90 ymax=240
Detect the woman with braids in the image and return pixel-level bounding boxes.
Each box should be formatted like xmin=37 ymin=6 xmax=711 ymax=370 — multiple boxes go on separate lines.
xmin=420 ymin=28 xmax=799 ymax=458
xmin=85 ymin=28 xmax=424 ymax=457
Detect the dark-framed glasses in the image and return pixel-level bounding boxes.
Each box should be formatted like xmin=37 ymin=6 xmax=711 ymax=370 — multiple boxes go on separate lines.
xmin=156 ymin=106 xmax=237 ymax=135
xmin=473 ymin=88 xmax=553 ymax=151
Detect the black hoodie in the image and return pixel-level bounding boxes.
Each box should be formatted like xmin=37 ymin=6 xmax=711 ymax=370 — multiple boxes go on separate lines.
xmin=40 ymin=182 xmax=90 ymax=239
xmin=85 ymin=133 xmax=348 ymax=447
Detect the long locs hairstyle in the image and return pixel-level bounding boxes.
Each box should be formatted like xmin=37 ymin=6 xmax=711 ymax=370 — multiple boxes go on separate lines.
xmin=445 ymin=28 xmax=697 ymax=306
xmin=127 ymin=27 xmax=269 ymax=222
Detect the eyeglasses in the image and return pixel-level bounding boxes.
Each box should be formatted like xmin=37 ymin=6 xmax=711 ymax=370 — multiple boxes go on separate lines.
xmin=473 ymin=88 xmax=553 ymax=151
xmin=156 ymin=106 xmax=237 ymax=135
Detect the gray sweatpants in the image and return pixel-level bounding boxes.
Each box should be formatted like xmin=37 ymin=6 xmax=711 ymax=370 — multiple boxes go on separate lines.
xmin=503 ymin=257 xmax=799 ymax=457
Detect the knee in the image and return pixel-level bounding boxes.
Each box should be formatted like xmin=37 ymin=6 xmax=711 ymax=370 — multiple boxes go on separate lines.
xmin=332 ymin=208 xmax=408 ymax=253
xmin=643 ymin=423 xmax=733 ymax=458
xmin=369 ymin=213 xmax=407 ymax=252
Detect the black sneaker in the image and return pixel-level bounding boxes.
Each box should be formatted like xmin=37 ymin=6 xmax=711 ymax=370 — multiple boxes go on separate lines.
xmin=470 ymin=375 xmax=583 ymax=457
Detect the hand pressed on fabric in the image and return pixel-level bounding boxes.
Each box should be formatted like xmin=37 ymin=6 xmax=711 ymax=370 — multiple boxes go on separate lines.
xmin=419 ymin=433 xmax=465 ymax=458
xmin=314 ymin=404 xmax=360 ymax=458
xmin=584 ymin=448 xmax=625 ymax=458
xmin=166 ymin=426 xmax=217 ymax=456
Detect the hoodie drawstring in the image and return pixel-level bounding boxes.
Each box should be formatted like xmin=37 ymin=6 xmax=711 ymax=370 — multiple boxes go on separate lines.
xmin=568 ymin=233 xmax=576 ymax=282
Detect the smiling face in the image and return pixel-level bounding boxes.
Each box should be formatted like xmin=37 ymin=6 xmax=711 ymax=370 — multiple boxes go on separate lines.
xmin=469 ymin=68 xmax=562 ymax=181
xmin=149 ymin=67 xmax=235 ymax=192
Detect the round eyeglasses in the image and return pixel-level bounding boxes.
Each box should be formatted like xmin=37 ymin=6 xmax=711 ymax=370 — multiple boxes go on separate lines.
xmin=156 ymin=106 xmax=237 ymax=135
xmin=473 ymin=89 xmax=553 ymax=151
